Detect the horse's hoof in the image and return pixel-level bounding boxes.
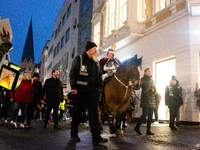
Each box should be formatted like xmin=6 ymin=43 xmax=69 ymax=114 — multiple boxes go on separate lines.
xmin=116 ymin=134 xmax=123 ymax=138
xmin=100 ymin=130 xmax=103 ymax=134
xmin=116 ymin=129 xmax=123 ymax=137
xmin=109 ymin=128 xmax=114 ymax=134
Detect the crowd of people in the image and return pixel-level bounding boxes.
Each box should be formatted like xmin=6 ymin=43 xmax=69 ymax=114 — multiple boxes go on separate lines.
xmin=0 ymin=71 xmax=68 ymax=129
xmin=1 ymin=38 xmax=200 ymax=145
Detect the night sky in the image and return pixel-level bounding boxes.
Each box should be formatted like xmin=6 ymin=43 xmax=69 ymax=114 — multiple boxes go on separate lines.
xmin=0 ymin=0 xmax=65 ymax=65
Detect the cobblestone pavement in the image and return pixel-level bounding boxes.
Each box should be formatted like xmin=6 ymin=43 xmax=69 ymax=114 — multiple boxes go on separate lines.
xmin=0 ymin=119 xmax=200 ymax=150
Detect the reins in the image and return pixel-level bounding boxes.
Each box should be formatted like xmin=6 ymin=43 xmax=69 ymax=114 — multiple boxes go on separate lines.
xmin=114 ymin=74 xmax=129 ymax=102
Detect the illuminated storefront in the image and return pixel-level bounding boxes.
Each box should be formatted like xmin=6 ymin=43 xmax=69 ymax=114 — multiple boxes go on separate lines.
xmin=92 ymin=0 xmax=200 ymax=123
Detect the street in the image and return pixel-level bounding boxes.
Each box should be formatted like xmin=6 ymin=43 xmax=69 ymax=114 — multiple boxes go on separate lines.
xmin=0 ymin=119 xmax=200 ymax=150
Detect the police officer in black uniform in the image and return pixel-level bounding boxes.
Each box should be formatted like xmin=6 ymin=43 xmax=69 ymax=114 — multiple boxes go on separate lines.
xmin=69 ymin=41 xmax=108 ymax=145
xmin=165 ymin=76 xmax=183 ymax=130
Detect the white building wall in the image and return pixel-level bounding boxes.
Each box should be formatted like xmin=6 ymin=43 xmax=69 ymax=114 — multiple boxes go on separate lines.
xmin=95 ymin=1 xmax=200 ymax=122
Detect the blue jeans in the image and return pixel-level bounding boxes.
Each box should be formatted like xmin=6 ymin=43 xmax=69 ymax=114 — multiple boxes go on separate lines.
xmin=136 ymin=107 xmax=154 ymax=130
xmin=13 ymin=102 xmax=28 ymax=123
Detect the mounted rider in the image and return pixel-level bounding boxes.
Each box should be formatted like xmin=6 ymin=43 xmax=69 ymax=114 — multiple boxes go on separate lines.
xmin=100 ymin=44 xmax=121 ymax=81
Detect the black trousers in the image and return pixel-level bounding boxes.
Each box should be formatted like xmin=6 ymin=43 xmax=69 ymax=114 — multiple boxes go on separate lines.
xmin=169 ymin=106 xmax=179 ymax=127
xmin=27 ymin=102 xmax=36 ymax=125
xmin=45 ymin=102 xmax=59 ymax=125
xmin=154 ymin=106 xmax=159 ymax=121
xmin=71 ymin=91 xmax=100 ymax=141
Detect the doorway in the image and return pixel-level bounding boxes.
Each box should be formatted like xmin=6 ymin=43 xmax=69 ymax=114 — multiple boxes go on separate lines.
xmin=155 ymin=58 xmax=175 ymax=120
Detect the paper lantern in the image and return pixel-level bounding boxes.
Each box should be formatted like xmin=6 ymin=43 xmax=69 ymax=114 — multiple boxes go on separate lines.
xmin=0 ymin=62 xmax=24 ymax=91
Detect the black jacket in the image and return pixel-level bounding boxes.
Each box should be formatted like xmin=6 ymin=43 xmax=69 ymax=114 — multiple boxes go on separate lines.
xmin=31 ymin=80 xmax=43 ymax=103
xmin=42 ymin=77 xmax=63 ymax=103
xmin=165 ymin=82 xmax=183 ymax=108
xmin=140 ymin=74 xmax=156 ymax=108
xmin=69 ymin=52 xmax=102 ymax=93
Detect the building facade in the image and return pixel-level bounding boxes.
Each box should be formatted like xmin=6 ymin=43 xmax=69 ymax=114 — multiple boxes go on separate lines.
xmin=92 ymin=0 xmax=200 ymax=123
xmin=40 ymin=41 xmax=49 ymax=84
xmin=41 ymin=0 xmax=93 ymax=94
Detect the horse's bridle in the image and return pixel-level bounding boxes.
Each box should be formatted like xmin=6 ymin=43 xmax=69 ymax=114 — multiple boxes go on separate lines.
xmin=114 ymin=64 xmax=140 ymax=102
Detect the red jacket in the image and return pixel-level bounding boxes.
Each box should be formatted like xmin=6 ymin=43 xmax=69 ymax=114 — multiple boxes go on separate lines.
xmin=10 ymin=79 xmax=34 ymax=103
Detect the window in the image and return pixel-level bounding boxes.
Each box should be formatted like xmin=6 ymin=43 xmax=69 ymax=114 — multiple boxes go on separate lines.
xmin=42 ymin=55 xmax=45 ymax=65
xmin=66 ymin=28 xmax=70 ymax=43
xmin=57 ymin=42 xmax=60 ymax=53
xmin=72 ymin=47 xmax=75 ymax=58
xmin=62 ymin=14 xmax=66 ymax=26
xmin=67 ymin=5 xmax=71 ymax=17
xmin=137 ymin=0 xmax=146 ymax=22
xmin=94 ymin=23 xmax=100 ymax=48
xmin=54 ymin=48 xmax=57 ymax=57
xmin=94 ymin=0 xmax=101 ymax=8
xmin=58 ymin=23 xmax=61 ymax=32
xmin=109 ymin=0 xmax=115 ymax=34
xmin=82 ymin=0 xmax=89 ymax=14
xmin=156 ymin=0 xmax=171 ymax=12
xmin=81 ymin=26 xmax=87 ymax=41
xmin=47 ymin=62 xmax=52 ymax=72
xmin=66 ymin=52 xmax=69 ymax=68
xmin=5 ymin=54 xmax=8 ymax=60
xmin=121 ymin=0 xmax=127 ymax=24
xmin=45 ymin=55 xmax=47 ymax=62
xmin=55 ymin=29 xmax=58 ymax=38
xmin=29 ymin=67 xmax=31 ymax=71
xmin=61 ymin=36 xmax=65 ymax=48
xmin=48 ymin=46 xmax=53 ymax=57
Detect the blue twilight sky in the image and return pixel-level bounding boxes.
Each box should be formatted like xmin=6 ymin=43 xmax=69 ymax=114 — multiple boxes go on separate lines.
xmin=0 ymin=0 xmax=65 ymax=65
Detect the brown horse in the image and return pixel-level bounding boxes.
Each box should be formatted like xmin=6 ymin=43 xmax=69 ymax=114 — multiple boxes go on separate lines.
xmin=99 ymin=54 xmax=142 ymax=136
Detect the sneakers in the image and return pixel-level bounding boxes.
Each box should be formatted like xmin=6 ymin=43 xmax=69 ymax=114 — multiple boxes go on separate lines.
xmin=11 ymin=122 xmax=17 ymax=129
xmin=71 ymin=136 xmax=80 ymax=142
xmin=4 ymin=120 xmax=7 ymax=124
xmin=20 ymin=123 xmax=25 ymax=128
xmin=92 ymin=137 xmax=108 ymax=145
xmin=10 ymin=120 xmax=13 ymax=124
xmin=134 ymin=127 xmax=142 ymax=135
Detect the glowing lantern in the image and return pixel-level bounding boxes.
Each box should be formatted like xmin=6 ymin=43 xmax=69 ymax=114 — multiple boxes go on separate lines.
xmin=0 ymin=62 xmax=24 ymax=91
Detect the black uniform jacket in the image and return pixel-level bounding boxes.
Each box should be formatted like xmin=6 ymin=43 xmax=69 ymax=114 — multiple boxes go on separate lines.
xmin=69 ymin=52 xmax=102 ymax=93
xmin=165 ymin=82 xmax=183 ymax=108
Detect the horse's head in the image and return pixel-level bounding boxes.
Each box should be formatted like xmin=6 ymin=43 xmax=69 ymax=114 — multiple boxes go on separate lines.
xmin=117 ymin=54 xmax=142 ymax=89
xmin=130 ymin=55 xmax=142 ymax=90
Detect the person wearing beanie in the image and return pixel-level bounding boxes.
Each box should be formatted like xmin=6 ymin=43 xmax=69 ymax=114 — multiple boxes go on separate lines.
xmin=165 ymin=76 xmax=183 ymax=130
xmin=69 ymin=41 xmax=108 ymax=144
xmin=85 ymin=41 xmax=97 ymax=51
xmin=26 ymin=72 xmax=43 ymax=128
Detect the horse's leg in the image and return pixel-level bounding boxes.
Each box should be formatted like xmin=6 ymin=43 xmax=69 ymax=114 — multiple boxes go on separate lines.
xmin=98 ymin=102 xmax=107 ymax=134
xmin=115 ymin=111 xmax=125 ymax=137
xmin=109 ymin=112 xmax=117 ymax=134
